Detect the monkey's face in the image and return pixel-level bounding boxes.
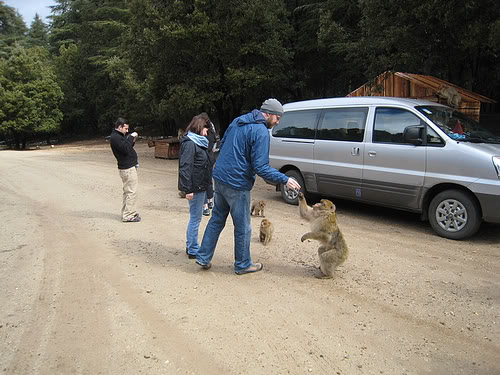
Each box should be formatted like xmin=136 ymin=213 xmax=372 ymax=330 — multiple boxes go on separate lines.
xmin=318 ymin=199 xmax=336 ymax=212
xmin=260 ymin=219 xmax=270 ymax=228
xmin=259 ymin=201 xmax=266 ymax=208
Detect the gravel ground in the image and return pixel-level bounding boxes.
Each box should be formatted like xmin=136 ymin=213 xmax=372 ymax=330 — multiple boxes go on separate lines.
xmin=1 ymin=139 xmax=499 ymax=374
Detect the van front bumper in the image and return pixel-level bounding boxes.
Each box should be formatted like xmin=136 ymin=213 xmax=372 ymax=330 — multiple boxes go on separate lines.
xmin=476 ymin=193 xmax=500 ymax=223
xmin=470 ymin=180 xmax=500 ymax=223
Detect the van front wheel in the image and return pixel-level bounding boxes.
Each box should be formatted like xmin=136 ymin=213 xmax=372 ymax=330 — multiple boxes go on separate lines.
xmin=280 ymin=170 xmax=305 ymax=205
xmin=428 ymin=190 xmax=481 ymax=240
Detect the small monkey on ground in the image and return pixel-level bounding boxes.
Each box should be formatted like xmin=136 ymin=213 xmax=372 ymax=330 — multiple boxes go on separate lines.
xmin=259 ymin=218 xmax=274 ymax=246
xmin=251 ymin=200 xmax=266 ymax=217
xmin=298 ymin=192 xmax=349 ymax=279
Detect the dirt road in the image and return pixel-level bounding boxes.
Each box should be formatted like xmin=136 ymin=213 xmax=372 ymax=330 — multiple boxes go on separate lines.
xmin=1 ymin=140 xmax=499 ymax=374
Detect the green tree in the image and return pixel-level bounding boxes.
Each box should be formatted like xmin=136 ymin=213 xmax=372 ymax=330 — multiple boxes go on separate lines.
xmin=285 ymin=0 xmax=365 ymax=99
xmin=0 ymin=46 xmax=63 ymax=148
xmin=354 ymin=0 xmax=500 ymax=97
xmin=53 ymin=43 xmax=87 ymax=134
xmin=125 ymin=0 xmax=293 ymax=134
xmin=50 ymin=0 xmax=131 ymax=134
xmin=27 ymin=14 xmax=49 ymax=48
xmin=0 ymin=1 xmax=27 ymax=57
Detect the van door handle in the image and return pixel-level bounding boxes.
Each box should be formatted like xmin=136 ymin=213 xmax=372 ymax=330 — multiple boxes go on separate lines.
xmin=368 ymin=151 xmax=377 ymax=157
xmin=351 ymin=147 xmax=360 ymax=156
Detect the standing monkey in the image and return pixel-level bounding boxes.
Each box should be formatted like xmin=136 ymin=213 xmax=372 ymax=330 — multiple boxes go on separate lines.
xmin=298 ymin=192 xmax=349 ymax=279
xmin=259 ymin=219 xmax=274 ymax=246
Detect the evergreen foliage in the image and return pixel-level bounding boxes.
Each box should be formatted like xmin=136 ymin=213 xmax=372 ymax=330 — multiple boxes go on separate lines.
xmin=26 ymin=14 xmax=49 ymax=48
xmin=0 ymin=45 xmax=63 ymax=148
xmin=0 ymin=1 xmax=28 ymax=58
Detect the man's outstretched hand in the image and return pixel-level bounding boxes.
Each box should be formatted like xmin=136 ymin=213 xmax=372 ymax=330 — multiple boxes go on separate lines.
xmin=286 ymin=177 xmax=301 ymax=191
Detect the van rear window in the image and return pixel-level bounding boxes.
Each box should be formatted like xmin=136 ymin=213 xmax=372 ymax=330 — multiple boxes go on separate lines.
xmin=272 ymin=110 xmax=319 ymax=139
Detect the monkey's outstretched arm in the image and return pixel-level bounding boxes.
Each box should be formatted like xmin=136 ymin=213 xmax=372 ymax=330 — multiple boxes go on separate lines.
xmin=301 ymin=231 xmax=332 ymax=243
xmin=298 ymin=193 xmax=316 ymax=221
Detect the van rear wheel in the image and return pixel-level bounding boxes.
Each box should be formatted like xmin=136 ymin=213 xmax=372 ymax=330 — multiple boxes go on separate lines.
xmin=428 ymin=190 xmax=481 ymax=240
xmin=280 ymin=170 xmax=305 ymax=205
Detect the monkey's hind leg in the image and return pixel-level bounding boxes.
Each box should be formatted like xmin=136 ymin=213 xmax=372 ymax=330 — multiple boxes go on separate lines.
xmin=316 ymin=247 xmax=337 ymax=279
xmin=263 ymin=233 xmax=270 ymax=246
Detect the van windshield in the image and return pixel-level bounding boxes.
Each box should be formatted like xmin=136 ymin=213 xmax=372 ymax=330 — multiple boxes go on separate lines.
xmin=416 ymin=106 xmax=500 ymax=144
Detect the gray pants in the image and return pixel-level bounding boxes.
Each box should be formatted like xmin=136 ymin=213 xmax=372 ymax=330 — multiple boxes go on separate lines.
xmin=119 ymin=166 xmax=138 ymax=221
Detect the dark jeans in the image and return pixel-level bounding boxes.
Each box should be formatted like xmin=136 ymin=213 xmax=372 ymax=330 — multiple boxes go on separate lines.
xmin=196 ymin=180 xmax=253 ymax=272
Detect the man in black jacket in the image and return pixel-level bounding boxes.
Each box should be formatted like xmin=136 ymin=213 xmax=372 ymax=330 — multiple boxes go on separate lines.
xmin=110 ymin=118 xmax=140 ymax=222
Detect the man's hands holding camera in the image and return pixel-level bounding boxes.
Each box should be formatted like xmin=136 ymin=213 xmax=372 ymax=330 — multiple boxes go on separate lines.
xmin=130 ymin=131 xmax=138 ymax=138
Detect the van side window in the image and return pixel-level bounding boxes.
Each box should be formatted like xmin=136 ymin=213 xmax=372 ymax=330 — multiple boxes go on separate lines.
xmin=373 ymin=107 xmax=424 ymax=144
xmin=272 ymin=110 xmax=318 ymax=139
xmin=316 ymin=108 xmax=368 ymax=142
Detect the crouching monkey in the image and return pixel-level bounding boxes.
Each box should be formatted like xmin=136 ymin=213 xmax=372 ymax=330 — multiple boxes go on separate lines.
xmin=298 ymin=192 xmax=349 ymax=279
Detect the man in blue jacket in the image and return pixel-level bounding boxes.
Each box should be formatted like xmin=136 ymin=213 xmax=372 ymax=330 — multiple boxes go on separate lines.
xmin=195 ymin=99 xmax=301 ymax=275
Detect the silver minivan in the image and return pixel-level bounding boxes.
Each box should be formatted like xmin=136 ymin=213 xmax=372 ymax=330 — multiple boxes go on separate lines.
xmin=269 ymin=97 xmax=500 ymax=240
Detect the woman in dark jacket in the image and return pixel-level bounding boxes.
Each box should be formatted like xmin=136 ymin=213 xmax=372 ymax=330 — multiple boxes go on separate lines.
xmin=178 ymin=115 xmax=211 ymax=258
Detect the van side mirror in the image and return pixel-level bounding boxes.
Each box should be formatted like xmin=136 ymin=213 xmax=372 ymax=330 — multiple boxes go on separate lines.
xmin=403 ymin=125 xmax=424 ymax=145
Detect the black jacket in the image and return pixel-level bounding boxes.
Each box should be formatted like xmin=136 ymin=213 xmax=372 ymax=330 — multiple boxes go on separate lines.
xmin=178 ymin=136 xmax=211 ymax=194
xmin=110 ymin=129 xmax=138 ymax=169
xmin=206 ymin=125 xmax=217 ymax=166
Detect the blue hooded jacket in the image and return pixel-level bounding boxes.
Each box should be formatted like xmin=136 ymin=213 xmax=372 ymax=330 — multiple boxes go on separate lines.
xmin=213 ymin=109 xmax=289 ymax=190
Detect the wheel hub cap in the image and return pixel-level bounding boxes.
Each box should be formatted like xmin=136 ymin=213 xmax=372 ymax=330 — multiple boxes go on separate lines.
xmin=436 ymin=199 xmax=467 ymax=232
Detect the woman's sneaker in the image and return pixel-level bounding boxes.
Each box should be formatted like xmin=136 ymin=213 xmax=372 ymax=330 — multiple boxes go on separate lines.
xmin=203 ymin=208 xmax=210 ymax=216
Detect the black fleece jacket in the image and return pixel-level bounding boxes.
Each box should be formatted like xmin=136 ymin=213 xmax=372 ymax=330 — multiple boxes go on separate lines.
xmin=178 ymin=136 xmax=210 ymax=194
xmin=110 ymin=129 xmax=138 ymax=169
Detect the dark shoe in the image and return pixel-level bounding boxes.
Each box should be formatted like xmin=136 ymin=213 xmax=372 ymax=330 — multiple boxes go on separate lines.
xmin=185 ymin=248 xmax=196 ymax=259
xmin=235 ymin=262 xmax=263 ymax=275
xmin=196 ymin=260 xmax=212 ymax=270
xmin=123 ymin=215 xmax=141 ymax=222
xmin=203 ymin=208 xmax=210 ymax=216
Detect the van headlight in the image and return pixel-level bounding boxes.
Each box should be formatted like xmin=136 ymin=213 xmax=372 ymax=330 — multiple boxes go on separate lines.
xmin=493 ymin=157 xmax=500 ymax=179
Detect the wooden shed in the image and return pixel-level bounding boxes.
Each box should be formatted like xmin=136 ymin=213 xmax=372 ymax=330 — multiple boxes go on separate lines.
xmin=347 ymin=71 xmax=496 ymax=121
